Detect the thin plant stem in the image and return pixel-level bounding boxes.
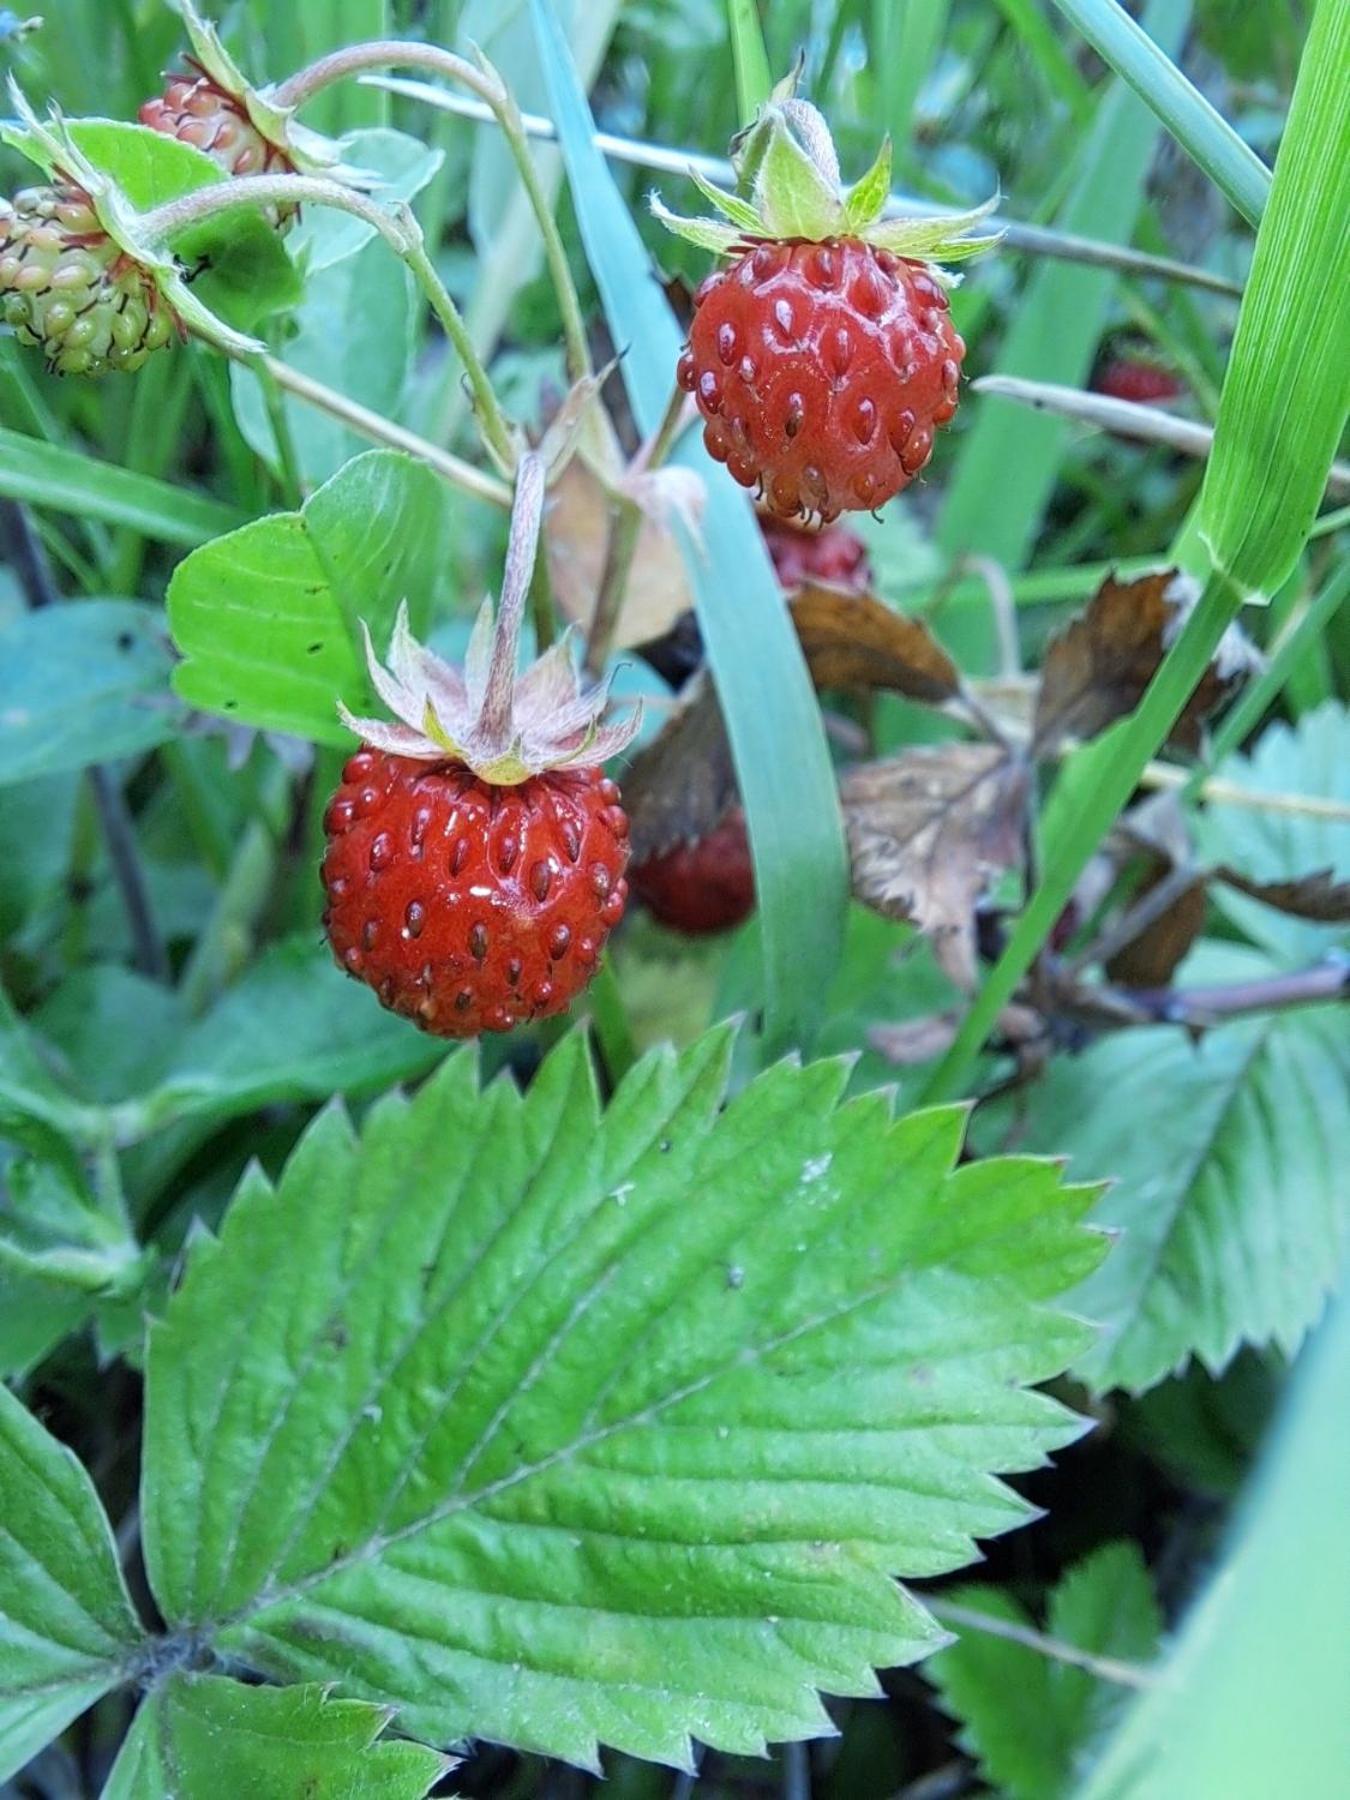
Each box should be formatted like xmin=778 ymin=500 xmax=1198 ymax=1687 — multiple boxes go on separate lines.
xmin=480 ymin=455 xmax=548 ymax=743
xmin=585 ymin=499 xmax=642 ymax=679
xmin=928 ymin=1597 xmax=1158 ymax=1690
xmin=250 ymin=354 xmax=512 ymax=509
xmin=257 ymin=358 xmax=307 ymax=508
xmin=140 ymin=176 xmax=516 ymax=468
xmin=274 ymin=41 xmax=592 ymax=383
xmin=922 ymin=571 xmax=1243 ymax=1102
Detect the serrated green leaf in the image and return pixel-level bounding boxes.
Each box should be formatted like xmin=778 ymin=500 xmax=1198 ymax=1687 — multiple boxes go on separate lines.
xmin=981 ymin=950 xmax=1350 ymax=1394
xmin=141 ymin=1030 xmax=1102 ymax=1771
xmin=0 ymin=601 xmax=180 ymax=786
xmin=292 ymin=127 xmax=444 ymax=275
xmin=102 ymin=1674 xmax=449 ymax=1800
xmin=929 ymin=1543 xmax=1161 ymax=1800
xmin=167 ymin=450 xmax=454 ymax=743
xmin=1198 ymin=703 xmax=1349 ymax=965
xmin=0 ymin=1384 xmax=145 ymax=1782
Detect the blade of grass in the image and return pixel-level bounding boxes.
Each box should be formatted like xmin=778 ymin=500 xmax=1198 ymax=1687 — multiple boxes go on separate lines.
xmin=0 ymin=427 xmax=246 ymax=547
xmin=1049 ymin=0 xmax=1272 ymax=225
xmin=727 ymin=0 xmax=773 ymax=126
xmin=873 ymin=0 xmax=950 ymax=157
xmin=530 ymin=0 xmax=849 ymax=1053
xmin=923 ymin=0 xmax=1349 ymax=1101
xmin=935 ymin=0 xmax=1192 ymax=669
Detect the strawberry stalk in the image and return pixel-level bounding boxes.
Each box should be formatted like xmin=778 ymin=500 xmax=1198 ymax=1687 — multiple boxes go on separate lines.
xmin=271 ymin=40 xmax=592 ymax=385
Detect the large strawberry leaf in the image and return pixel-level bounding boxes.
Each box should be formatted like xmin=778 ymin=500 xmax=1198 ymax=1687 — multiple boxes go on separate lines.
xmin=167 ymin=450 xmax=455 ymax=744
xmin=979 ymin=947 xmax=1350 ymax=1395
xmin=103 ymin=1674 xmax=449 ymax=1800
xmin=0 ymin=1385 xmax=145 ymax=1782
xmin=142 ymin=1029 xmax=1102 ymax=1770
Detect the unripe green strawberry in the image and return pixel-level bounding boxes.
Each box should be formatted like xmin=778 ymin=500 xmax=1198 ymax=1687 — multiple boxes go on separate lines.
xmin=0 ymin=183 xmax=176 ymax=376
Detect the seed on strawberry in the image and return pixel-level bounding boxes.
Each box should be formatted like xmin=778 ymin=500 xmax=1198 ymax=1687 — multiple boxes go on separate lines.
xmin=321 ymin=456 xmax=641 ymax=1038
xmin=0 ymin=183 xmax=177 ymax=375
xmin=631 ymin=807 xmax=755 ymax=936
xmin=140 ymin=61 xmax=299 ymax=230
xmin=761 ymin=512 xmax=873 ymax=592
xmin=655 ymin=76 xmax=995 ymax=523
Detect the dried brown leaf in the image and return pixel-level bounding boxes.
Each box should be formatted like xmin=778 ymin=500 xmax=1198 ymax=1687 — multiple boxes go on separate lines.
xmin=1105 ymin=874 xmax=1209 ymax=987
xmin=791 ymin=585 xmax=961 ymax=704
xmin=620 ymin=671 xmax=736 ymax=863
xmin=1212 ymin=865 xmax=1350 ymax=923
xmin=544 ymin=454 xmax=694 ymax=650
xmin=841 ymin=744 xmax=1030 ymax=988
xmin=1034 ymin=569 xmax=1259 ymax=756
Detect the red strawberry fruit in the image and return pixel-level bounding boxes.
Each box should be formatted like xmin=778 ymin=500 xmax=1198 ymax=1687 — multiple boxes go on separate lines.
xmin=631 ymin=807 xmax=755 ymax=936
xmin=761 ymin=513 xmax=873 ymax=592
xmin=657 ymin=77 xmax=996 ymax=522
xmin=321 ymin=459 xmax=640 ymax=1037
xmin=140 ymin=65 xmax=295 ymax=184
xmin=1093 ymin=357 xmax=1184 ymax=406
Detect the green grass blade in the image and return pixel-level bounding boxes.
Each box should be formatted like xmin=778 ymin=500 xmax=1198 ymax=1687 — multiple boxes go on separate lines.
xmin=1049 ymin=0 xmax=1272 ymax=225
xmin=726 ymin=0 xmax=773 ymax=126
xmin=1197 ymin=0 xmax=1350 ymax=599
xmin=0 ymin=427 xmax=246 ymax=547
xmin=530 ymin=0 xmax=849 ymax=1052
xmin=924 ymin=0 xmax=1350 ymax=1101
xmin=873 ymin=0 xmax=950 ymax=156
xmin=935 ymin=0 xmax=1191 ymax=669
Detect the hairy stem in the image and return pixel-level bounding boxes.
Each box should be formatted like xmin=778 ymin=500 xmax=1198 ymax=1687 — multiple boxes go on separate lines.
xmin=140 ymin=176 xmax=515 ymax=467
xmin=929 ymin=1597 xmax=1158 ymax=1689
xmin=274 ymin=41 xmax=592 ymax=383
xmin=479 ymin=454 xmax=548 ymax=743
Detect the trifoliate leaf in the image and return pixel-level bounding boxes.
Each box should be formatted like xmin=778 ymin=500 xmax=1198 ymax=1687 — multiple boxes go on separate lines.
xmin=0 ymin=1385 xmax=145 ymax=1782
xmin=142 ymin=1029 xmax=1103 ymax=1771
xmin=102 ymin=1674 xmax=450 ymax=1799
xmin=980 ymin=947 xmax=1350 ymax=1394
xmin=929 ymin=1543 xmax=1161 ymax=1800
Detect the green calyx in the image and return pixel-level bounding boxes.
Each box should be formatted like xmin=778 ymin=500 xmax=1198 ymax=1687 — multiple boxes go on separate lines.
xmin=651 ymin=70 xmax=999 ymax=278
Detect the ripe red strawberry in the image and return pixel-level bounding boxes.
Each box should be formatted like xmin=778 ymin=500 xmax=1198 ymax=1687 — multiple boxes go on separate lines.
xmin=321 ymin=459 xmax=641 ymax=1038
xmin=323 ymin=755 xmax=630 ymax=1035
xmin=1093 ymin=357 xmax=1184 ymax=405
xmin=677 ymin=240 xmax=964 ymax=521
xmin=761 ymin=512 xmax=873 ymax=592
xmin=631 ymin=807 xmax=755 ymax=936
xmin=656 ymin=76 xmax=994 ymax=522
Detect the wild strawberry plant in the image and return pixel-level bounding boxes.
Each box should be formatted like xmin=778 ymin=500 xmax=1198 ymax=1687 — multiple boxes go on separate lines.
xmin=0 ymin=2 xmax=1346 ymax=1797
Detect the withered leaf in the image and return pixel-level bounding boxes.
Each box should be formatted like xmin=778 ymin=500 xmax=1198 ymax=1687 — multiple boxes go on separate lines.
xmin=620 ymin=670 xmax=737 ymax=863
xmin=790 ymin=584 xmax=961 ymax=704
xmin=1105 ymin=875 xmax=1209 ymax=988
xmin=544 ymin=454 xmax=694 ymax=650
xmin=1212 ymin=865 xmax=1350 ymax=924
xmin=1034 ymin=569 xmax=1259 ymax=757
xmin=841 ymin=744 xmax=1030 ymax=989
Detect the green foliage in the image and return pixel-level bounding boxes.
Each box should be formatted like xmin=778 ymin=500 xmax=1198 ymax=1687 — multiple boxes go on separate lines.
xmin=0 ymin=1385 xmax=144 ymax=1783
xmin=980 ymin=949 xmax=1350 ymax=1394
xmin=0 ymin=601 xmax=180 ymax=784
xmin=929 ymin=1543 xmax=1162 ymax=1800
xmin=0 ymin=426 xmax=246 ymax=545
xmin=168 ymin=451 xmax=454 ymax=743
xmin=104 ymin=1675 xmax=450 ymax=1799
xmin=133 ymin=1031 xmax=1100 ymax=1769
